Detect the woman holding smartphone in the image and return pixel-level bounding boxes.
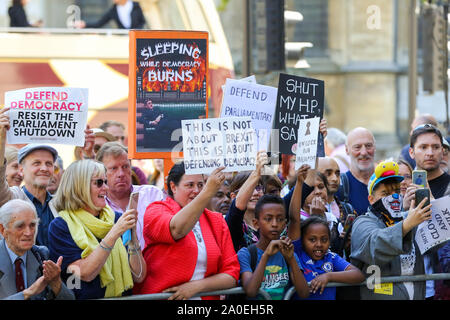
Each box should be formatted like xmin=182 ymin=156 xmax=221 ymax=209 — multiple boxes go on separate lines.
xmin=48 ymin=160 xmax=146 ymax=299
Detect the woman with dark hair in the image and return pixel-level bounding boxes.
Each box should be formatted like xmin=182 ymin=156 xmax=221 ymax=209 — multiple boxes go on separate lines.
xmin=225 ymin=151 xmax=267 ymax=252
xmin=134 ymin=162 xmax=240 ymax=300
xmin=8 ymin=0 xmax=42 ymax=27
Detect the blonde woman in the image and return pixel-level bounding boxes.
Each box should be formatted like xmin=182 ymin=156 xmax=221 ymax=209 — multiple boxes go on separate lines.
xmin=48 ymin=160 xmax=146 ymax=299
xmin=4 ymin=146 xmax=23 ymax=187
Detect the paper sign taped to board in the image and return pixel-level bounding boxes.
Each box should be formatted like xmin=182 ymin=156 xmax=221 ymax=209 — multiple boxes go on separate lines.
xmin=294 ymin=117 xmax=320 ymax=170
xmin=5 ymin=87 xmax=89 ymax=146
xmin=220 ymin=78 xmax=277 ymax=152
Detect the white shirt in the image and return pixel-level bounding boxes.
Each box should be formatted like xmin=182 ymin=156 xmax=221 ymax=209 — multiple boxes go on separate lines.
xmin=189 ymin=221 xmax=207 ymax=300
xmin=116 ymin=0 xmax=133 ymax=29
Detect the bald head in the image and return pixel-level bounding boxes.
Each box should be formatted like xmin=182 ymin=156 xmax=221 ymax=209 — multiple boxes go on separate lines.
xmin=317 ymin=157 xmax=341 ymax=194
xmin=346 ymin=127 xmax=376 ymax=174
xmin=410 ymin=114 xmax=438 ymax=134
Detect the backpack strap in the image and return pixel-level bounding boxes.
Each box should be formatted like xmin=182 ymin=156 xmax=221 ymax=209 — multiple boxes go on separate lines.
xmin=248 ymin=244 xmax=258 ymax=272
xmin=340 ymin=172 xmax=350 ymax=203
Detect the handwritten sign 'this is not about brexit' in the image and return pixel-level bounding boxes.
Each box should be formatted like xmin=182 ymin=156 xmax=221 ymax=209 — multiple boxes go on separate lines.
xmin=182 ymin=117 xmax=257 ymax=174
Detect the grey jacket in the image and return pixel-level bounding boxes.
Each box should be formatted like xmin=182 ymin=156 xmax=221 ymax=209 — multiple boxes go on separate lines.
xmin=350 ymin=210 xmax=425 ymax=300
xmin=0 ymin=240 xmax=74 ymax=300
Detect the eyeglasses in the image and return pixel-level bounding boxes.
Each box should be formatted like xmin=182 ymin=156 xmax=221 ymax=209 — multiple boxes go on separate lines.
xmin=92 ymin=179 xmax=107 ymax=188
xmin=53 ymin=166 xmax=60 ymax=174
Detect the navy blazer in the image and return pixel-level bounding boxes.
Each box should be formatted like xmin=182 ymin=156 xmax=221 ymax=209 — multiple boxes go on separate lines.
xmin=0 ymin=240 xmax=74 ymax=300
xmin=86 ymin=1 xmax=146 ymax=29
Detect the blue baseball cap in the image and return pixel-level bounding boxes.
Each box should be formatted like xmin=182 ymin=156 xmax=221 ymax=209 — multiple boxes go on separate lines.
xmin=18 ymin=144 xmax=58 ymax=164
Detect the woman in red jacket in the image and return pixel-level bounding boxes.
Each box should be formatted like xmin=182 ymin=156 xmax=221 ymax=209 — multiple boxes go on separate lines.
xmin=135 ymin=162 xmax=240 ymax=300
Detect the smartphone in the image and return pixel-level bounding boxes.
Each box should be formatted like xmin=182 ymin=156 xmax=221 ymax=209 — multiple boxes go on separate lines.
xmin=415 ymin=188 xmax=431 ymax=208
xmin=123 ymin=192 xmax=139 ymax=246
xmin=343 ymin=214 xmax=356 ymax=233
xmin=127 ymin=191 xmax=139 ymax=211
xmin=412 ymin=170 xmax=427 ymax=188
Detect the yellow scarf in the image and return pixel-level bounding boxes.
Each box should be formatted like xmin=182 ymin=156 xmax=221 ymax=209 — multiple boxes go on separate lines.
xmin=58 ymin=206 xmax=134 ymax=298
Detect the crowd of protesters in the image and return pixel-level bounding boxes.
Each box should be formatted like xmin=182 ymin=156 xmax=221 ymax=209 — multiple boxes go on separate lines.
xmin=0 ymin=106 xmax=449 ymax=301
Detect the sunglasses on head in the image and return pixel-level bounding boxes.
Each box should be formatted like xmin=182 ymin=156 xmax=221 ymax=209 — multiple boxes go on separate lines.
xmin=93 ymin=178 xmax=107 ymax=188
xmin=412 ymin=123 xmax=439 ymax=133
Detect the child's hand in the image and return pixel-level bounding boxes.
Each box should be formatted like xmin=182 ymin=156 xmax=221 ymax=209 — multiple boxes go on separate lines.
xmin=309 ymin=273 xmax=330 ymax=295
xmin=279 ymin=236 xmax=294 ymax=260
xmin=264 ymin=240 xmax=281 ymax=257
xmin=295 ymin=164 xmax=310 ymax=184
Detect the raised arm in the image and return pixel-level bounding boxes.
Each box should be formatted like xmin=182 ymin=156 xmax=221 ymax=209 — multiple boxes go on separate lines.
xmin=0 ymin=108 xmax=14 ymax=206
xmin=0 ymin=107 xmax=10 ymax=166
xmin=169 ymin=167 xmax=226 ymax=240
xmin=235 ymin=151 xmax=268 ymax=211
xmin=287 ymin=164 xmax=310 ymax=240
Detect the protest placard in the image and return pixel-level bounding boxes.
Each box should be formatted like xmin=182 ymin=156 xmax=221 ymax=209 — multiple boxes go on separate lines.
xmin=295 ymin=117 xmax=320 ymax=170
xmin=5 ymin=87 xmax=88 ymax=146
xmin=273 ymin=73 xmax=325 ymax=156
xmin=182 ymin=117 xmax=256 ymax=174
xmin=220 ymin=78 xmax=277 ymax=151
xmin=128 ymin=30 xmax=208 ymax=160
xmin=415 ymin=196 xmax=450 ymax=254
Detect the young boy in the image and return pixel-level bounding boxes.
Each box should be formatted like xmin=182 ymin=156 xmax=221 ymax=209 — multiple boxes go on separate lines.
xmin=351 ymin=160 xmax=432 ymax=300
xmin=237 ymin=194 xmax=309 ymax=300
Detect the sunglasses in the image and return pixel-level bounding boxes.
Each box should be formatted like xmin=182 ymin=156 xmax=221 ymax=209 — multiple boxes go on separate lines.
xmin=92 ymin=178 xmax=107 ymax=188
xmin=412 ymin=123 xmax=439 ymax=133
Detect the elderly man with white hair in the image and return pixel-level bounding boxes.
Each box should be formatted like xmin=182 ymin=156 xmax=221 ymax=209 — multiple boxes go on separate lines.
xmin=336 ymin=127 xmax=377 ymax=216
xmin=0 ymin=199 xmax=74 ymax=300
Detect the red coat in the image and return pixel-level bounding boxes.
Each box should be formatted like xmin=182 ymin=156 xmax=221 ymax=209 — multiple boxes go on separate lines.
xmin=133 ymin=197 xmax=240 ymax=299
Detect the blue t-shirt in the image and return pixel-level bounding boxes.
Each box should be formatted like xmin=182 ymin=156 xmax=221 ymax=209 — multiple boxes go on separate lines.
xmin=346 ymin=171 xmax=370 ymax=216
xmin=237 ymin=246 xmax=302 ymax=300
xmin=293 ymin=240 xmax=350 ymax=300
xmin=48 ymin=212 xmax=128 ymax=300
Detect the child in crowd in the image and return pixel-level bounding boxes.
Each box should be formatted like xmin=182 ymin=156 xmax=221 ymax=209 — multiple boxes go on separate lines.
xmin=238 ymin=194 xmax=309 ymax=300
xmin=292 ymin=216 xmax=365 ymax=300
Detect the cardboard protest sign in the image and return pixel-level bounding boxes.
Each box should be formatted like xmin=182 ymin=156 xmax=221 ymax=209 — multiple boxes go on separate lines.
xmin=295 ymin=117 xmax=320 ymax=170
xmin=5 ymin=87 xmax=88 ymax=146
xmin=416 ymin=196 xmax=450 ymax=254
xmin=274 ymin=73 xmax=324 ymax=156
xmin=182 ymin=117 xmax=257 ymax=174
xmin=220 ymin=78 xmax=277 ymax=151
xmin=128 ymin=30 xmax=208 ymax=159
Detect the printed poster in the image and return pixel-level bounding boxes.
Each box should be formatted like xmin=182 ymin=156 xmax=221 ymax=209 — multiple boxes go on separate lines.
xmin=5 ymin=87 xmax=88 ymax=146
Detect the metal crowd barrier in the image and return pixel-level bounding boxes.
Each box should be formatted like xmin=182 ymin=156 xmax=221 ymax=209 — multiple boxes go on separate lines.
xmin=100 ymin=287 xmax=271 ymax=300
xmin=100 ymin=273 xmax=450 ymax=300
xmin=283 ymin=273 xmax=450 ymax=300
